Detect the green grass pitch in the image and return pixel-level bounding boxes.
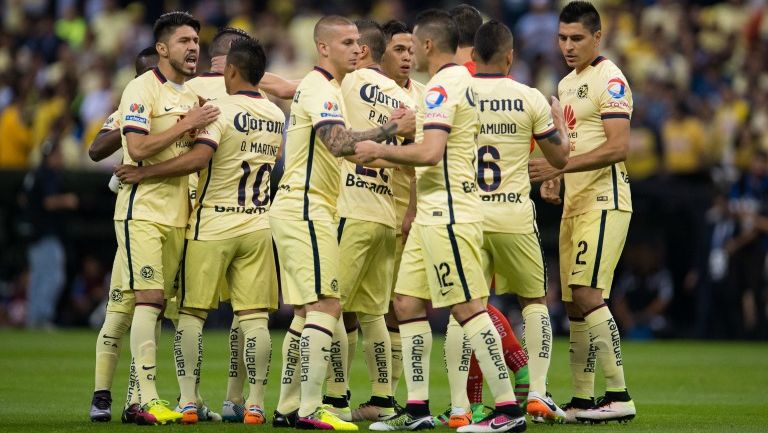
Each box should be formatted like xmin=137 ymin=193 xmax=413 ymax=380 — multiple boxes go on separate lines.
xmin=0 ymin=328 xmax=767 ymax=432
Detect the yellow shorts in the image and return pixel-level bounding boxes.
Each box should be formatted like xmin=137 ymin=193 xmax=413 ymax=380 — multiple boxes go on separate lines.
xmin=395 ymin=223 xmax=487 ymax=308
xmin=482 ymin=231 xmax=546 ymax=299
xmin=392 ymin=233 xmax=405 ymax=294
xmin=180 ymin=229 xmax=279 ymax=312
xmin=560 ymin=210 xmax=631 ymax=301
xmin=338 ymin=218 xmax=395 ymax=315
xmin=114 ymin=220 xmax=184 ymax=299
xmin=106 ymin=251 xmax=136 ymax=314
xmin=271 ymin=218 xmax=340 ymax=306
xmin=164 ymin=296 xmax=180 ymax=322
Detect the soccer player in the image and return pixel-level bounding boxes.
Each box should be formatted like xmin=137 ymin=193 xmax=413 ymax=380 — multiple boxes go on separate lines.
xmin=357 ymin=10 xmax=526 ymax=433
xmin=89 ymin=46 xmax=159 ymax=424
xmin=325 ymin=19 xmax=416 ymax=422
xmin=379 ymin=20 xmax=424 ymax=402
xmin=269 ymin=15 xmax=411 ymax=430
xmin=449 ymin=4 xmax=483 ymax=75
xmin=114 ymin=11 xmax=219 ymax=424
xmin=473 ymin=20 xmax=571 ymax=423
xmin=529 ymin=1 xmax=636 ymax=423
xmin=115 ymin=38 xmax=284 ymax=426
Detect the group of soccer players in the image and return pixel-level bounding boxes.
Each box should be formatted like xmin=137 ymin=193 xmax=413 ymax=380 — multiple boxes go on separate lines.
xmin=87 ymin=1 xmax=637 ymax=431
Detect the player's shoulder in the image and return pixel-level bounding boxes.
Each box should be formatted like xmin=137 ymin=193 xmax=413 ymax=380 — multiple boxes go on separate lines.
xmin=187 ymin=72 xmax=222 ymax=87
xmin=408 ymin=79 xmax=426 ymax=93
xmin=593 ymin=57 xmax=629 ymax=83
xmin=299 ymin=67 xmax=337 ymax=89
xmin=124 ymin=68 xmax=164 ymax=94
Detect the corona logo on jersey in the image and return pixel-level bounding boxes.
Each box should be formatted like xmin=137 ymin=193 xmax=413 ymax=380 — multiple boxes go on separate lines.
xmin=425 ymin=85 xmax=448 ymax=109
xmin=359 ymin=83 xmax=403 ymax=109
xmin=564 ymin=104 xmax=577 ymax=130
xmin=233 ymin=111 xmax=285 ymax=135
xmin=607 ymin=78 xmax=627 ymax=99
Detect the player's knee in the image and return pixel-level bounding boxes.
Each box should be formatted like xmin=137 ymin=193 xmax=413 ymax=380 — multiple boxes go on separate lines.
xmin=571 ymin=286 xmax=604 ymax=313
xmin=384 ymin=308 xmax=399 ymax=328
xmin=393 ymin=294 xmax=425 ymax=321
xmin=308 ymin=296 xmax=341 ymax=317
xmin=517 ymin=296 xmax=546 ymax=309
xmin=103 ymin=311 xmax=132 ymax=336
xmin=134 ymin=289 xmax=164 ymax=305
xmin=450 ymin=298 xmax=485 ymax=323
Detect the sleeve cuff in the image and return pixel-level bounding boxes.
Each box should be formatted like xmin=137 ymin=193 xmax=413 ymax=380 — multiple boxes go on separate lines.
xmin=194 ymin=138 xmax=219 ymax=151
xmin=423 ymin=123 xmax=451 ymax=133
xmin=600 ymin=112 xmax=630 ymax=120
xmin=533 ymin=127 xmax=558 ymax=141
xmin=122 ymin=126 xmax=149 ymax=135
xmin=313 ymin=119 xmax=345 ymax=130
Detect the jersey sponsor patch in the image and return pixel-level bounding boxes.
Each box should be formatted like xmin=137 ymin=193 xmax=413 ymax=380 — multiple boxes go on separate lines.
xmin=425 ymin=85 xmax=448 ymax=109
xmin=125 ymin=115 xmax=148 ymax=124
xmin=129 ymin=103 xmax=145 ymax=113
xmin=320 ymin=101 xmax=342 ymax=118
xmin=607 ymin=78 xmax=626 ymax=99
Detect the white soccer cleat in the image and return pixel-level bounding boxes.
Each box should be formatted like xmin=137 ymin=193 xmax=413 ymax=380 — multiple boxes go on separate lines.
xmin=221 ymin=400 xmax=245 ymax=423
xmin=526 ymin=391 xmax=565 ymax=423
xmin=575 ymin=397 xmax=636 ymax=423
xmin=456 ymin=410 xmax=526 ymax=433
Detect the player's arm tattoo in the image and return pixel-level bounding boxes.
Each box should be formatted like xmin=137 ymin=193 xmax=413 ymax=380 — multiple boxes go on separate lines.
xmin=316 ymin=123 xmax=397 ymax=157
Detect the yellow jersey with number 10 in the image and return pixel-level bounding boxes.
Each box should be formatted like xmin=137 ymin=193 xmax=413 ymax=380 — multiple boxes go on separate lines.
xmin=114 ymin=67 xmax=198 ymax=227
xmin=338 ymin=67 xmax=415 ymax=228
xmin=271 ymin=66 xmax=347 ymax=222
xmin=414 ymin=64 xmax=481 ymax=226
xmin=473 ymin=74 xmax=556 ymax=233
xmin=558 ymin=56 xmax=633 ymax=218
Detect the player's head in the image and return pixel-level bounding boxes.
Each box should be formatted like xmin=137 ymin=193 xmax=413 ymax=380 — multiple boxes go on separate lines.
xmin=413 ymin=9 xmax=458 ymax=72
xmin=153 ymin=11 xmax=201 ymax=77
xmin=135 ymin=46 xmax=159 ymax=77
xmin=224 ymin=38 xmax=266 ymax=93
xmin=472 ymin=20 xmax=513 ymax=73
xmin=558 ymin=1 xmax=602 ymax=70
xmin=355 ymin=19 xmax=385 ymax=64
xmin=381 ymin=20 xmax=413 ymax=83
xmin=210 ymin=27 xmax=251 ymax=57
xmin=313 ymin=15 xmax=360 ymax=74
xmin=449 ymin=4 xmax=483 ymax=48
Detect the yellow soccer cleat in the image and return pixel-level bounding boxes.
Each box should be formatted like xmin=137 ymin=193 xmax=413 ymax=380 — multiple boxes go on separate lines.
xmin=295 ymin=405 xmax=359 ymax=430
xmin=143 ymin=399 xmax=183 ymax=425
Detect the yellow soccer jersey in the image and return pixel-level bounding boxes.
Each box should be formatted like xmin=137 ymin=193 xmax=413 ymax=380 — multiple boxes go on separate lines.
xmin=392 ymin=79 xmax=425 ymax=230
xmin=558 ymin=56 xmax=633 ymax=217
xmin=186 ymin=90 xmax=284 ymax=240
xmin=338 ymin=67 xmax=415 ymax=228
xmin=473 ymin=74 xmax=556 ymax=233
xmin=100 ymin=110 xmax=121 ymax=132
xmin=185 ymin=73 xmax=227 ymax=209
xmin=414 ymin=64 xmax=481 ymax=225
xmin=114 ymin=67 xmax=198 ymax=227
xmin=186 ymin=72 xmax=227 ymax=102
xmin=271 ymin=66 xmax=347 ymax=222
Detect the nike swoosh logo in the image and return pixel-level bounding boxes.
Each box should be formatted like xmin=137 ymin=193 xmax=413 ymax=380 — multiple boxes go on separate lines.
xmin=490 ymin=419 xmax=521 ymax=430
xmin=164 ymin=106 xmax=173 ymax=112
xmin=541 ymin=399 xmax=558 ymax=411
xmin=102 ymin=334 xmax=118 ymax=340
xmin=440 ymin=288 xmax=453 ymax=296
xmin=404 ymin=419 xmax=429 ymax=428
xmin=142 ymin=365 xmax=156 ymax=370
xmin=571 ymin=270 xmax=584 ymax=275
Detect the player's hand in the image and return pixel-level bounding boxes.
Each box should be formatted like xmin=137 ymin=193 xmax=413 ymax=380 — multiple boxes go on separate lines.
xmin=183 ymin=105 xmax=220 ymax=130
xmin=540 ymin=178 xmax=562 ymax=205
xmin=402 ymin=208 xmax=416 ymax=243
xmin=114 ymin=164 xmax=145 ymax=184
xmin=355 ymin=140 xmax=383 ymax=163
xmin=210 ymin=55 xmax=227 ymax=74
xmin=529 ymin=157 xmax=561 ymax=183
xmin=392 ymin=108 xmax=415 ymax=137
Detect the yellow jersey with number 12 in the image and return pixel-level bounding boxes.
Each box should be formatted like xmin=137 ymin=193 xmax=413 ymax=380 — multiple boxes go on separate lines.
xmin=186 ymin=90 xmax=284 ymax=241
xmin=414 ymin=64 xmax=481 ymax=226
xmin=558 ymin=56 xmax=633 ymax=218
xmin=473 ymin=74 xmax=555 ymax=233
xmin=114 ymin=67 xmax=198 ymax=227
xmin=271 ymin=66 xmax=348 ymax=222
xmin=338 ymin=67 xmax=415 ymax=228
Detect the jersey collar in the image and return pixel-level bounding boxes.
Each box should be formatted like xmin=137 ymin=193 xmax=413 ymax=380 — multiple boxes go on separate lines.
xmin=590 ymin=55 xmax=606 ymax=67
xmin=436 ymin=63 xmax=458 ymax=73
xmin=473 ymin=72 xmax=506 ymax=78
xmin=235 ymin=90 xmax=263 ymax=98
xmin=151 ymin=67 xmax=167 ymax=83
xmin=200 ymin=71 xmax=223 ymax=77
xmin=313 ymin=66 xmax=334 ymax=81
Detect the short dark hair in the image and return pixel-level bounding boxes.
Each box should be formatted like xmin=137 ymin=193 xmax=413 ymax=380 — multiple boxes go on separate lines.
xmin=382 ymin=20 xmax=410 ymax=42
xmin=559 ymin=1 xmax=601 ymax=33
xmin=153 ymin=11 xmax=200 ymax=42
xmin=415 ymin=9 xmax=458 ymax=54
xmin=449 ymin=4 xmax=483 ymax=48
xmin=227 ymin=38 xmax=266 ymax=85
xmin=473 ymin=20 xmax=513 ymax=64
xmin=355 ymin=19 xmax=385 ymax=63
xmin=210 ymin=27 xmax=251 ymax=57
xmin=135 ymin=46 xmax=158 ymax=75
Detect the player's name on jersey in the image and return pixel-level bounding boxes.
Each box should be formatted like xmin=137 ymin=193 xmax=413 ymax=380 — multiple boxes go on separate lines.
xmin=344 ymin=171 xmax=393 ymax=196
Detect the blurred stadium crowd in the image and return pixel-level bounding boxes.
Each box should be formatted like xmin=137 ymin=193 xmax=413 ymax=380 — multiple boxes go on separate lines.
xmin=0 ymin=0 xmax=767 ymax=339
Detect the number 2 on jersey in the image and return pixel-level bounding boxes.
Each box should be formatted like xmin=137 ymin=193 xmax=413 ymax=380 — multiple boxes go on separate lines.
xmin=238 ymin=161 xmax=271 ymax=206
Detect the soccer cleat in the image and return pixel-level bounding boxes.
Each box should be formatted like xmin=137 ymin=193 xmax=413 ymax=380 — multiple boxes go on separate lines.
xmin=575 ymin=396 xmax=636 ymax=424
xmin=560 ymin=397 xmax=594 ymax=424
xmin=178 ymin=402 xmax=198 ymax=424
xmin=244 ymin=405 xmax=266 ymax=425
xmin=513 ymin=366 xmax=530 ymax=407
xmin=323 ymin=395 xmax=353 ymax=422
xmin=351 ymin=397 xmax=396 ymax=421
xmin=222 ymin=400 xmax=245 ymax=423
xmin=142 ymin=399 xmax=183 ymax=425
xmin=295 ymin=405 xmax=359 ymax=430
xmin=122 ymin=403 xmax=157 ymax=425
xmin=273 ymin=409 xmax=298 ymax=427
xmin=470 ymin=404 xmax=490 ymax=423
xmin=455 ymin=410 xmax=526 ymax=433
xmin=433 ymin=407 xmax=451 ymax=426
xmin=198 ymin=404 xmax=222 ymax=422
xmin=90 ymin=391 xmax=112 ymax=422
xmin=526 ymin=391 xmax=565 ymax=424
xmin=370 ymin=411 xmax=435 ymax=431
